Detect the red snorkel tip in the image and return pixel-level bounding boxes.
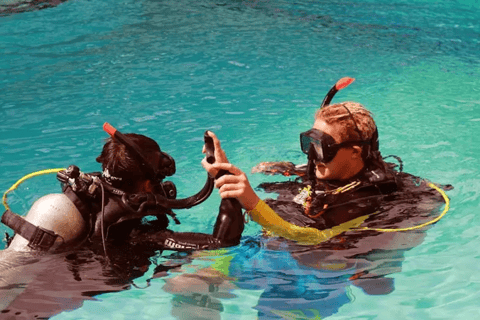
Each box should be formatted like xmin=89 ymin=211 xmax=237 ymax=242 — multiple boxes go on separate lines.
xmin=103 ymin=122 xmax=117 ymax=137
xmin=320 ymin=77 xmax=356 ymax=108
xmin=335 ymin=77 xmax=355 ymax=91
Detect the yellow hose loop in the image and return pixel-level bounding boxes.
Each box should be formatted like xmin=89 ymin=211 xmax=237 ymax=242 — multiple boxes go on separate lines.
xmin=2 ymin=171 xmax=450 ymax=235
xmin=2 ymin=168 xmax=66 ymax=211
xmin=356 ymin=182 xmax=450 ymax=232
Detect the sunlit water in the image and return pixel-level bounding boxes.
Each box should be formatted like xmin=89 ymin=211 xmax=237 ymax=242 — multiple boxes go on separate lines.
xmin=1 ymin=0 xmax=479 ymax=319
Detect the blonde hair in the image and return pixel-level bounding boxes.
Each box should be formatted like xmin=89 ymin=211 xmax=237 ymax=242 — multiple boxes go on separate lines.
xmin=315 ymin=102 xmax=376 ymax=142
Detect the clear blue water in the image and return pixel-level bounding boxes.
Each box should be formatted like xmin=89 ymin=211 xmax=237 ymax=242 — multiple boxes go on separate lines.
xmin=1 ymin=0 xmax=479 ymax=319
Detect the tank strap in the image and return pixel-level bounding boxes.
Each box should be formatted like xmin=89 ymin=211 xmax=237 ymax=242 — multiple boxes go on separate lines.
xmin=1 ymin=209 xmax=59 ymax=250
xmin=63 ymin=186 xmax=94 ymax=234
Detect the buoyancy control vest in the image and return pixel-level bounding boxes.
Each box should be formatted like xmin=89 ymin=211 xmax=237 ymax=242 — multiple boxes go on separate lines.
xmin=59 ymin=166 xmax=244 ymax=251
xmin=2 ymin=164 xmax=244 ymax=252
xmin=258 ymin=162 xmax=435 ymax=231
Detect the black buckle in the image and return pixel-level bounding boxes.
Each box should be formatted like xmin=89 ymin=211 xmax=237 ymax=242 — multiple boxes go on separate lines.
xmin=28 ymin=226 xmax=58 ymax=250
xmin=2 ymin=209 xmax=59 ymax=251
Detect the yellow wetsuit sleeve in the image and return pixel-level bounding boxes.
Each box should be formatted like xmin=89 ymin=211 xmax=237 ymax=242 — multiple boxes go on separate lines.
xmin=248 ymin=199 xmax=369 ymax=245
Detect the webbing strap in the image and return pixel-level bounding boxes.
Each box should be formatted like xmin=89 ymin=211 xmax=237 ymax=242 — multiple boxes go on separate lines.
xmin=1 ymin=210 xmax=58 ymax=250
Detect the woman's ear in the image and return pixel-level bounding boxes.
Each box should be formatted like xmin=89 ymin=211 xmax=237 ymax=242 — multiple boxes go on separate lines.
xmin=351 ymin=145 xmax=363 ymax=159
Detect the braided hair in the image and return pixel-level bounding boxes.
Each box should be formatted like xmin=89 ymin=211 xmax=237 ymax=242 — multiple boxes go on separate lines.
xmin=315 ymin=102 xmax=389 ymax=174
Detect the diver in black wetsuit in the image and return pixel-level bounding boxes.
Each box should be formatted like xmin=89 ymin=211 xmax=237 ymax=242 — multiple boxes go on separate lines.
xmin=2 ymin=123 xmax=244 ymax=254
xmin=196 ymin=78 xmax=451 ymax=318
xmin=202 ymin=77 xmax=450 ymax=244
xmin=0 ymin=124 xmax=247 ymax=318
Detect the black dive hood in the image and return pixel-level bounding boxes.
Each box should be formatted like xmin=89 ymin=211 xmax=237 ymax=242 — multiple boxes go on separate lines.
xmin=102 ymin=123 xmax=214 ymax=210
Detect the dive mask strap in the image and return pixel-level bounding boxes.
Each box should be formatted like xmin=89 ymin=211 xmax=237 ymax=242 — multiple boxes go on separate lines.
xmin=1 ymin=210 xmax=59 ymax=250
xmin=103 ymin=123 xmax=158 ymax=181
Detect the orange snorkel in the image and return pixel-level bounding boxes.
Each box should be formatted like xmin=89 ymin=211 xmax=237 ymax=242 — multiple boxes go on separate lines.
xmin=320 ymin=77 xmax=355 ymax=108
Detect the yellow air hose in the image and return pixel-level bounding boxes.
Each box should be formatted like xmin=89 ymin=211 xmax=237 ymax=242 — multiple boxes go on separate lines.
xmin=356 ymin=182 xmax=450 ymax=232
xmin=2 ymin=168 xmax=66 ymax=211
xmin=3 ymin=171 xmax=450 ymax=235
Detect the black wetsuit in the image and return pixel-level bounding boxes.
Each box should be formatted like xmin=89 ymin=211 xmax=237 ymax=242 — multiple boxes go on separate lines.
xmin=62 ymin=179 xmax=245 ymax=252
xmin=258 ymin=163 xmax=446 ymax=233
xmin=229 ymin=163 xmax=451 ymax=319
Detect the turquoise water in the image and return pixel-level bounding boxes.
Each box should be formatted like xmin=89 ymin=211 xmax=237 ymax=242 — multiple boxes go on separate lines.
xmin=1 ymin=0 xmax=479 ymax=319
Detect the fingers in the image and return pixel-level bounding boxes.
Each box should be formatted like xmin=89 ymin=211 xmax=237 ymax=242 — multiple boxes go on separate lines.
xmin=201 ymin=157 xmax=218 ymax=178
xmin=216 ymin=173 xmax=251 ymax=205
xmin=215 ymin=172 xmax=260 ymax=211
xmin=206 ymin=131 xmax=221 ymax=150
xmin=218 ymin=179 xmax=243 ymax=195
xmin=205 ymin=131 xmax=229 ymax=163
xmin=218 ymin=189 xmax=245 ymax=200
xmin=215 ymin=172 xmax=246 ymax=189
xmin=201 ymin=159 xmax=237 ymax=176
xmin=214 ymin=163 xmax=242 ymax=175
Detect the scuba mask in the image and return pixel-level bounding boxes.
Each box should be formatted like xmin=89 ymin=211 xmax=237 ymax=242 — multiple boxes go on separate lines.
xmin=300 ymin=128 xmax=370 ymax=164
xmin=300 ymin=77 xmax=377 ymax=165
xmin=301 ymin=77 xmax=379 ymax=186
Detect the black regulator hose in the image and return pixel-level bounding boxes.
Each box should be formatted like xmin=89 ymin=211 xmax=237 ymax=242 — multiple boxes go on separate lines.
xmin=152 ymin=177 xmax=215 ymax=209
xmin=204 ymin=132 xmax=216 ymax=164
xmin=150 ymin=131 xmax=215 ymax=209
xmin=149 ymin=131 xmax=218 ymax=209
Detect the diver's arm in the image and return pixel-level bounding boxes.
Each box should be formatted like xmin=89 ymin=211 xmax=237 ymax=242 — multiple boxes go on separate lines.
xmin=130 ymin=196 xmax=244 ymax=250
xmin=201 ymin=133 xmax=259 ymax=210
xmin=200 ymin=135 xmax=364 ymax=244
xmin=248 ymin=199 xmax=343 ymax=245
xmin=209 ymin=163 xmax=367 ymax=245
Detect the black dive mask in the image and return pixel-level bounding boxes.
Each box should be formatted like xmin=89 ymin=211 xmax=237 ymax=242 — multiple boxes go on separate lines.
xmin=300 ymin=128 xmax=370 ymax=164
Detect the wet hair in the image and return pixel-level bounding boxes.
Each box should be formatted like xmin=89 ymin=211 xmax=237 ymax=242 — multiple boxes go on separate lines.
xmin=96 ymin=133 xmax=161 ymax=192
xmin=315 ymin=102 xmax=377 ymax=142
xmin=315 ymin=102 xmax=389 ymax=172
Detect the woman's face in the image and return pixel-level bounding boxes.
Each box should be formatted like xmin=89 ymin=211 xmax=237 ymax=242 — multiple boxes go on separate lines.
xmin=312 ymin=120 xmax=363 ymax=181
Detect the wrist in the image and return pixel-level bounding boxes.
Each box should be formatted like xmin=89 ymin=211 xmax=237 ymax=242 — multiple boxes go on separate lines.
xmin=243 ymin=196 xmax=261 ymax=212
